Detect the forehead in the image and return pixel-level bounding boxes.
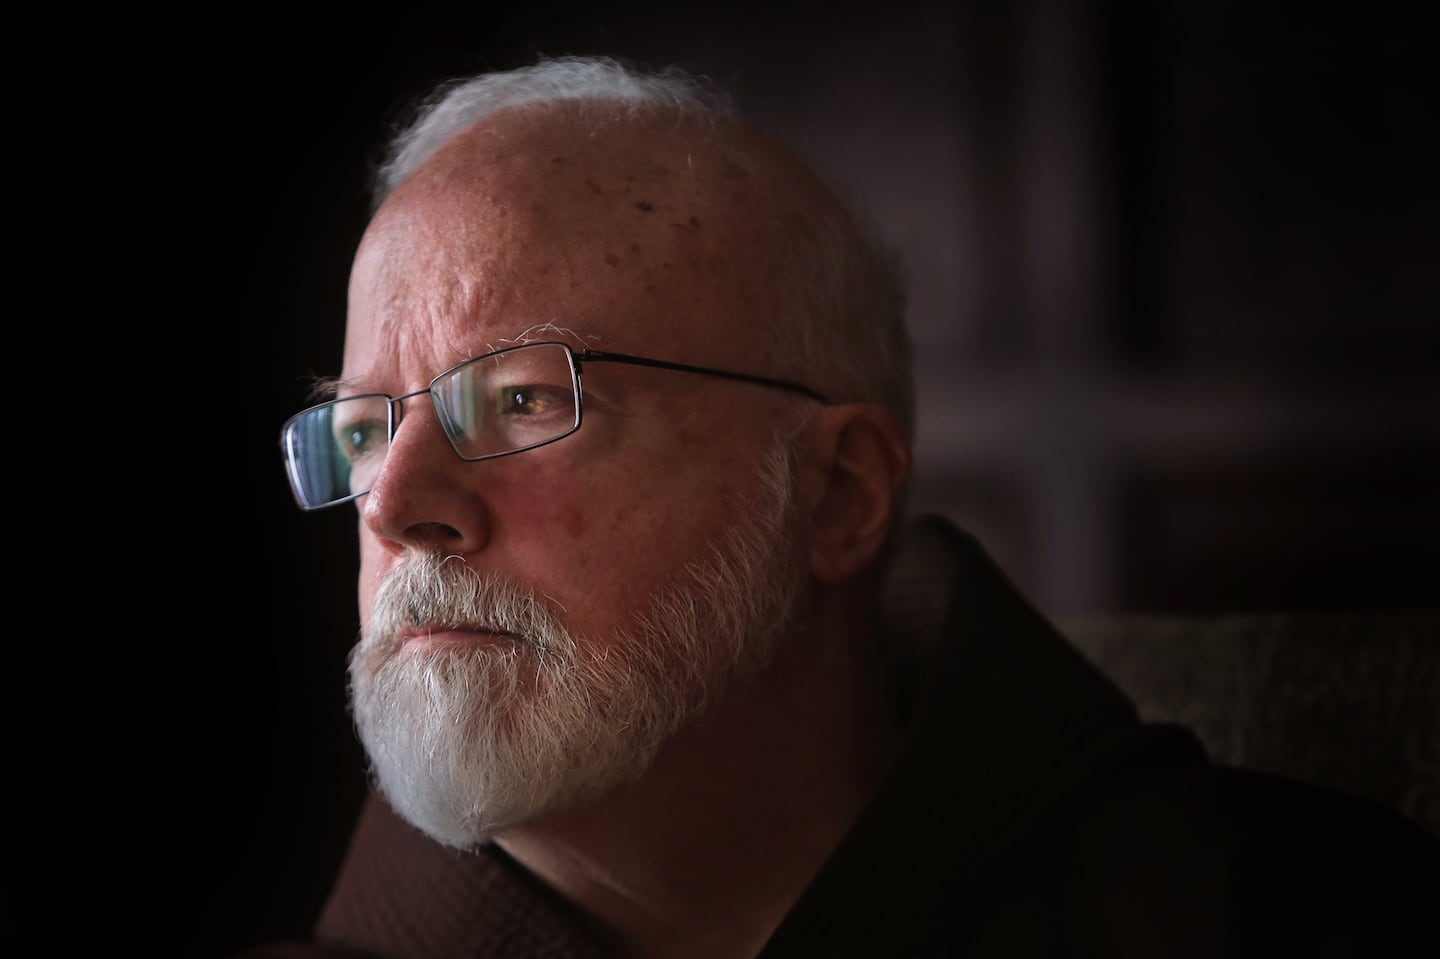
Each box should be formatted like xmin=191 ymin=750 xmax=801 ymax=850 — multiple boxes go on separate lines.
xmin=342 ymin=106 xmax=797 ymax=382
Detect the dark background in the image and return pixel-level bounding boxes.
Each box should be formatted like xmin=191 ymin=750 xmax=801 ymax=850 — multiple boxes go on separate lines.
xmin=49 ymin=3 xmax=1436 ymax=956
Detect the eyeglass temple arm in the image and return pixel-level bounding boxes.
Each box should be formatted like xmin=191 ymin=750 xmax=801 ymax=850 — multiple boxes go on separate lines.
xmin=574 ymin=349 xmax=831 ymax=404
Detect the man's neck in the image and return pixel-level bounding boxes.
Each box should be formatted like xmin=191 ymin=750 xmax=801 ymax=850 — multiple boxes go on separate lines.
xmin=494 ymin=614 xmax=903 ymax=959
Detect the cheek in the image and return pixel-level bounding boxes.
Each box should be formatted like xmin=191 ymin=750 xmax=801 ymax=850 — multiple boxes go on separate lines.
xmin=507 ymin=484 xmax=591 ymax=540
xmin=507 ymin=465 xmax=701 ymax=616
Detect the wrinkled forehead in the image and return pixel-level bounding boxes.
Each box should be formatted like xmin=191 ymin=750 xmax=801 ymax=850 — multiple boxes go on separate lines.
xmin=343 ymin=104 xmax=809 ymax=378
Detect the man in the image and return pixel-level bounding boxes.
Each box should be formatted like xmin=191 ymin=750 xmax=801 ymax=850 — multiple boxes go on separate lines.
xmin=252 ymin=56 xmax=1439 ymax=958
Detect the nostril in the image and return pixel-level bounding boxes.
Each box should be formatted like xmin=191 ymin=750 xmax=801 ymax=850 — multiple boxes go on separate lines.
xmin=406 ymin=521 xmax=465 ymax=543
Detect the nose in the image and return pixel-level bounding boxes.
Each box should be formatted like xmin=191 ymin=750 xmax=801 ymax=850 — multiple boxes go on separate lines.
xmin=360 ymin=396 xmax=492 ymax=555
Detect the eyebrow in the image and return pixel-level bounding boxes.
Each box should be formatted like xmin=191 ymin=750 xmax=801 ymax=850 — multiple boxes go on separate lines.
xmin=311 ymin=331 xmax=567 ymax=404
xmin=306 ymin=374 xmax=364 ymax=403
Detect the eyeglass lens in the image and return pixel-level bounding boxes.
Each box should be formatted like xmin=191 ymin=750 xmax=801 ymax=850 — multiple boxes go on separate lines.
xmin=282 ymin=342 xmax=582 ymax=510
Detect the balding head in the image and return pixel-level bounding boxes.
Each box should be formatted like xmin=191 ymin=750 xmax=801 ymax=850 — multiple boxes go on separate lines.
xmin=368 ymin=56 xmax=915 ymax=436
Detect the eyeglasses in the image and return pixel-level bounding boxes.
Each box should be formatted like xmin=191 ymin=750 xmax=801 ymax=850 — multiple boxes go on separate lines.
xmin=280 ymin=340 xmax=830 ymax=511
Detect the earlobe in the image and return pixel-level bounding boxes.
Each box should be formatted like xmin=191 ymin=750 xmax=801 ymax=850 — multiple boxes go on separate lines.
xmin=805 ymin=404 xmax=912 ymax=584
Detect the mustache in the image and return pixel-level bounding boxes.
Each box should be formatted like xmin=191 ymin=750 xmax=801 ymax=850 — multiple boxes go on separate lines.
xmin=365 ymin=553 xmax=567 ymax=653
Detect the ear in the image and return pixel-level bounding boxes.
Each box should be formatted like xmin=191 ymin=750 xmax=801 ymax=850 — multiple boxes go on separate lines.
xmin=801 ymin=403 xmax=912 ymax=584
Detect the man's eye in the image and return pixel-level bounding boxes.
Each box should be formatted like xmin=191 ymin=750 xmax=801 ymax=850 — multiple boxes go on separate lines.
xmin=336 ymin=419 xmax=387 ymax=461
xmin=496 ymin=384 xmax=572 ymax=416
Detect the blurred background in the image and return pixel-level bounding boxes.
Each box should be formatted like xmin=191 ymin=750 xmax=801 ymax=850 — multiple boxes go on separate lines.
xmin=82 ymin=2 xmax=1438 ymax=955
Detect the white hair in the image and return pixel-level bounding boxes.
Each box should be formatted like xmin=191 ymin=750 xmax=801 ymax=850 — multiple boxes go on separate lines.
xmin=374 ymin=55 xmax=733 ymax=205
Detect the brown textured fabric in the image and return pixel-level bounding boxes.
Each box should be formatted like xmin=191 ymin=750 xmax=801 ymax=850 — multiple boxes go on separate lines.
xmin=310 ymin=796 xmax=608 ymax=959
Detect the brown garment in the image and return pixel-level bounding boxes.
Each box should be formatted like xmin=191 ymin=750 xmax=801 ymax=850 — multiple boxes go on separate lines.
xmin=312 ymin=798 xmax=607 ymax=959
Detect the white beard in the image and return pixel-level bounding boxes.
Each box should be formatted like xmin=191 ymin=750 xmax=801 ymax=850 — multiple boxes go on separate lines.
xmin=348 ymin=439 xmax=805 ymax=849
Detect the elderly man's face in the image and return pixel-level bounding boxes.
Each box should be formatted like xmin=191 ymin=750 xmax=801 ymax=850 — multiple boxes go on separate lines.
xmin=339 ymin=110 xmax=819 ymax=845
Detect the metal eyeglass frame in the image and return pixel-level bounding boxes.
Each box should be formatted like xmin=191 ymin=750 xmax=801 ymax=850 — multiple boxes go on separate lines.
xmin=281 ymin=340 xmax=832 ymax=511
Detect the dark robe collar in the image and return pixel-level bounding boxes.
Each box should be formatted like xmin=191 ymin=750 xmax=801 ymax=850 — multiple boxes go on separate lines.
xmin=759 ymin=515 xmax=1197 ymax=957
